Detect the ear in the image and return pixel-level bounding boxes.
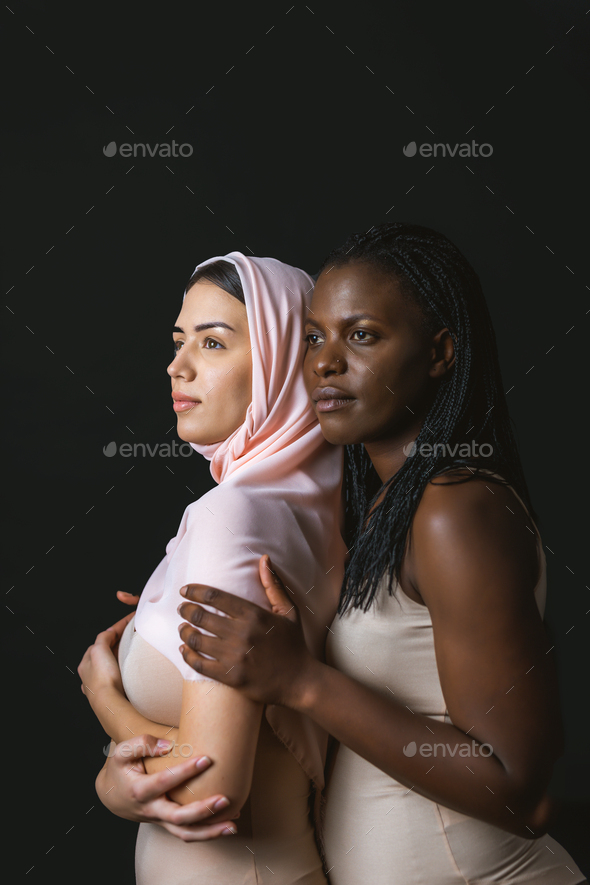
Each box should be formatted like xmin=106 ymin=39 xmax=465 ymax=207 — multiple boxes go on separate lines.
xmin=429 ymin=327 xmax=455 ymax=379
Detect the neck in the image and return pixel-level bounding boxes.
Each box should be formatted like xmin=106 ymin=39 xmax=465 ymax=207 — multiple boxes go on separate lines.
xmin=364 ymin=424 xmax=423 ymax=484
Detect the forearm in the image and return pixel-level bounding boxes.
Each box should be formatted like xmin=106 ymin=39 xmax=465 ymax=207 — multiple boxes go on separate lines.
xmin=295 ymin=659 xmax=549 ymax=838
xmin=89 ymin=684 xmax=178 ymax=748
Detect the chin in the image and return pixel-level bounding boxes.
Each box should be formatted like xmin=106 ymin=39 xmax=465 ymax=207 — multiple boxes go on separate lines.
xmin=317 ymin=418 xmax=355 ymax=447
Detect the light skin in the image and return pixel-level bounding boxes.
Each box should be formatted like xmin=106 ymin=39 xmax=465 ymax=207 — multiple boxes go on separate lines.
xmin=79 ymin=279 xmax=260 ymax=831
xmin=176 ymin=262 xmax=569 ymax=842
xmin=95 ymin=734 xmax=239 ymax=841
xmin=170 ymin=280 xmax=253 ymax=447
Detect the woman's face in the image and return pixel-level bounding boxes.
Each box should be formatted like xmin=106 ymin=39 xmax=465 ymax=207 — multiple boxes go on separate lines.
xmin=303 ymin=261 xmax=452 ymax=450
xmin=168 ymin=282 xmax=252 ymax=446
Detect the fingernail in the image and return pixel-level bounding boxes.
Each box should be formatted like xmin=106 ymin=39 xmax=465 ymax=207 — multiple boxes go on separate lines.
xmin=177 ymin=603 xmax=183 ymax=615
xmin=222 ymin=826 xmax=236 ymax=836
xmin=179 ymin=586 xmax=187 ymax=597
xmin=179 ymin=644 xmax=185 ymax=654
xmin=214 ymin=797 xmax=230 ymax=810
xmin=157 ymin=739 xmax=172 ymax=749
xmin=195 ymin=755 xmax=211 ymax=770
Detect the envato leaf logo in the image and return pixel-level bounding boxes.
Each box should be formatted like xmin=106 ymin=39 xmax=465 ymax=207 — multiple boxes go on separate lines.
xmin=103 ymin=441 xmax=117 ymax=457
xmin=403 ymin=741 xmax=418 ymax=757
xmin=103 ymin=141 xmax=117 ymax=157
xmin=103 ymin=742 xmax=116 ymax=757
xmin=403 ymin=141 xmax=418 ymax=157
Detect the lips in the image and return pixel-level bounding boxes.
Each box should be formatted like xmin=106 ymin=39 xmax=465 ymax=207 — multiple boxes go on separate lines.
xmin=311 ymin=386 xmax=355 ymax=414
xmin=311 ymin=386 xmax=354 ymax=402
xmin=172 ymin=390 xmax=201 ymax=413
xmin=172 ymin=391 xmax=200 ymax=402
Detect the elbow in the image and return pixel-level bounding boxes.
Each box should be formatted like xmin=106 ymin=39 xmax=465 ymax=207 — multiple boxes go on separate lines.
xmin=521 ymin=792 xmax=556 ymax=838
xmin=167 ymin=775 xmax=249 ymax=819
xmin=505 ymin=744 xmax=562 ymax=839
xmin=507 ymin=773 xmax=556 ymax=839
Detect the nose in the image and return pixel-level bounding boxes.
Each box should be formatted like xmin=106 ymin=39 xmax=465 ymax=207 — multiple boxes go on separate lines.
xmin=167 ymin=347 xmax=196 ymax=381
xmin=311 ymin=342 xmax=347 ymax=378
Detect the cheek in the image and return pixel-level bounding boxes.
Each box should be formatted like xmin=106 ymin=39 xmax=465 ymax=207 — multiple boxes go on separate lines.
xmin=222 ymin=358 xmax=252 ymax=410
xmin=374 ymin=343 xmax=428 ymax=395
xmin=302 ymin=356 xmax=315 ymax=396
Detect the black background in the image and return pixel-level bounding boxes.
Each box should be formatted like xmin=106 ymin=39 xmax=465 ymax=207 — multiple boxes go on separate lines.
xmin=4 ymin=0 xmax=589 ymax=880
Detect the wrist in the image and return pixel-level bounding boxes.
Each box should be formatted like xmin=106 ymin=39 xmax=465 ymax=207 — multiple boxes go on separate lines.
xmin=90 ymin=680 xmax=123 ymax=712
xmin=289 ymin=655 xmax=326 ymax=715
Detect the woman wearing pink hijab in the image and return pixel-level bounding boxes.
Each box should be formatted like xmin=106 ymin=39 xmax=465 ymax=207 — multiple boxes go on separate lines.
xmin=78 ymin=253 xmax=346 ymax=883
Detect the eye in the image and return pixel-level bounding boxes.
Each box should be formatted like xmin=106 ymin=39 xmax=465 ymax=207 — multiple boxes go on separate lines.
xmin=204 ymin=337 xmax=223 ymax=350
xmin=172 ymin=339 xmax=183 ymax=355
xmin=350 ymin=329 xmax=375 ymax=342
xmin=304 ymin=332 xmax=323 ymax=346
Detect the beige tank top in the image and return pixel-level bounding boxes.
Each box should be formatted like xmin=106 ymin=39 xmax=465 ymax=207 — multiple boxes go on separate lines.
xmin=322 ymin=474 xmax=585 ymax=884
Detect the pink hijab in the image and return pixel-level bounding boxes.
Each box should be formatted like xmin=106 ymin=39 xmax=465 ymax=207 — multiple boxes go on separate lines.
xmin=134 ymin=252 xmax=346 ymax=790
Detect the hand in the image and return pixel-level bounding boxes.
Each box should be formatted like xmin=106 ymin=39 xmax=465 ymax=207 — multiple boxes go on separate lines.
xmin=177 ymin=555 xmax=317 ymax=709
xmin=96 ymin=734 xmax=238 ymax=841
xmin=78 ymin=613 xmax=131 ymax=697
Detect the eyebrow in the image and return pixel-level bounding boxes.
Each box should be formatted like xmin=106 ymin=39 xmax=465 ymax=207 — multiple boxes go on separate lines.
xmin=173 ymin=322 xmax=236 ymax=334
xmin=304 ymin=313 xmax=383 ymax=327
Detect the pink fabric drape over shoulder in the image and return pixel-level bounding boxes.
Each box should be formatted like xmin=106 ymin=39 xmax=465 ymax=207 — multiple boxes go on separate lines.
xmin=134 ymin=252 xmax=346 ymax=789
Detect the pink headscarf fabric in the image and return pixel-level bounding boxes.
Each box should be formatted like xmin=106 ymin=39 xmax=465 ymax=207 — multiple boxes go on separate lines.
xmin=134 ymin=252 xmax=346 ymax=790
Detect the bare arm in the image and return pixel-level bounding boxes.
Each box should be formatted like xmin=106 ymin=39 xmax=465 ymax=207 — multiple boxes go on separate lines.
xmin=89 ymin=681 xmax=179 ymax=751
xmin=145 ymin=678 xmax=263 ymax=815
xmin=79 ymin=597 xmax=244 ymax=833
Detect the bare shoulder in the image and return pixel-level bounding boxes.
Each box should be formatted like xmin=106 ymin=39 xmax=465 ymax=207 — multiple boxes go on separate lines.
xmin=417 ymin=468 xmax=536 ymax=538
xmin=410 ymin=468 xmax=540 ymax=605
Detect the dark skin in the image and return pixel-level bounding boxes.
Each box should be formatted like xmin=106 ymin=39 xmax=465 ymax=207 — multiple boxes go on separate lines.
xmin=177 ymin=263 xmax=568 ymax=843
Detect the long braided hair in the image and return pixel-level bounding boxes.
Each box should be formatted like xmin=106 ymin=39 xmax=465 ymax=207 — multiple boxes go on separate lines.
xmin=320 ymin=222 xmax=538 ymax=615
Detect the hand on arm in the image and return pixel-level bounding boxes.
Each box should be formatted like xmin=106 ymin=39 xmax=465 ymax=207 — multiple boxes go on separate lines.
xmin=96 ymin=733 xmax=238 ymax=840
xmin=81 ymin=602 xmax=241 ymax=836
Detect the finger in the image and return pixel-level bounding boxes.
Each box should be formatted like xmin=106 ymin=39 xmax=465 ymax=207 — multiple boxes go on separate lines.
xmin=154 ymin=793 xmax=231 ymax=825
xmin=111 ymin=733 xmax=177 ymax=767
xmin=117 ymin=591 xmax=140 ymax=606
xmin=134 ymin=757 xmax=216 ymax=804
xmin=259 ymin=555 xmax=297 ymax=618
xmin=178 ymin=623 xmax=228 ymax=658
xmin=179 ymin=644 xmax=228 ymax=683
xmin=178 ymin=601 xmax=235 ymax=637
xmin=179 ymin=584 xmax=254 ymax=619
xmin=158 ymin=819 xmax=237 ymax=841
xmin=94 ymin=629 xmax=119 ymax=649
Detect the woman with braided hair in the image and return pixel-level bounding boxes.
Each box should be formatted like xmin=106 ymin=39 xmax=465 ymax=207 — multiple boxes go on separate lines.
xmin=175 ymin=223 xmax=587 ymax=883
